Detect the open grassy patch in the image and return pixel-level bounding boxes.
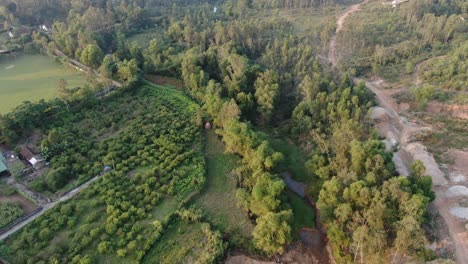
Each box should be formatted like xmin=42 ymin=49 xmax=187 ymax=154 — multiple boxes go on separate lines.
xmin=287 ymin=191 xmax=315 ymax=236
xmin=127 ymin=29 xmax=167 ymax=48
xmin=265 ymin=132 xmax=323 ymax=199
xmin=152 ymin=197 xmax=178 ymax=221
xmin=193 ymin=130 xmax=253 ymax=241
xmin=0 ymin=53 xmax=86 ymax=114
xmin=141 ymin=220 xmax=205 ymax=264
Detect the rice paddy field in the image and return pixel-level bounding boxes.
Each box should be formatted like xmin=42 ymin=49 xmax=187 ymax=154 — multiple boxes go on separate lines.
xmin=0 ymin=53 xmax=86 ymax=114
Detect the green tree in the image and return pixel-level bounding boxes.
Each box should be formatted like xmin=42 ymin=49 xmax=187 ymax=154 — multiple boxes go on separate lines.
xmin=412 ymin=84 xmax=435 ymax=110
xmin=117 ymin=59 xmax=139 ymax=82
xmin=81 ymin=44 xmax=104 ymax=68
xmin=254 ymin=70 xmax=280 ymax=124
xmin=252 ymin=210 xmax=292 ymax=255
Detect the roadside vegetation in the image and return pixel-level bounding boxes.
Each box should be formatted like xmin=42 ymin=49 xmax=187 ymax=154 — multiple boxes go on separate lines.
xmin=0 ymin=201 xmax=24 ymax=229
xmin=0 ymin=0 xmax=460 ymax=263
xmin=0 ymin=83 xmax=212 ymax=263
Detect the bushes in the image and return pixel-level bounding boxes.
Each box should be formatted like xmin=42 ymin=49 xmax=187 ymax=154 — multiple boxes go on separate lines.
xmin=0 ymin=84 xmax=209 ymax=263
xmin=0 ymin=202 xmax=25 ymax=229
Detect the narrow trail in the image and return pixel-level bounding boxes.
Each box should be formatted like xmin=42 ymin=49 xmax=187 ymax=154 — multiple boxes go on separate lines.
xmin=326 ymin=1 xmax=468 ymax=263
xmin=0 ymin=174 xmax=102 ymax=241
xmin=328 ymin=0 xmax=370 ymax=66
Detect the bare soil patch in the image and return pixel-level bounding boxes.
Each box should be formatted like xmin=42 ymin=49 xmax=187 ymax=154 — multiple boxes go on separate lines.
xmin=145 ymin=75 xmax=184 ymax=90
xmin=426 ymin=102 xmax=468 ymax=120
xmin=0 ymin=194 xmax=37 ymax=214
xmin=225 ymin=255 xmax=274 ymax=264
xmin=446 ymin=149 xmax=468 ymax=176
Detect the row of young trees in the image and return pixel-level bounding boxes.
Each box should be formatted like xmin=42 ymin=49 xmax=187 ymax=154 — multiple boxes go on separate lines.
xmin=150 ymin=1 xmax=439 ymax=260
xmin=0 ymin=0 xmax=443 ymax=261
xmin=0 ymin=84 xmax=217 ymax=263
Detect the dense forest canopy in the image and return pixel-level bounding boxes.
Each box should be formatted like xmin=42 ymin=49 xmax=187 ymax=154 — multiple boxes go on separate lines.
xmin=0 ymin=0 xmax=465 ymax=263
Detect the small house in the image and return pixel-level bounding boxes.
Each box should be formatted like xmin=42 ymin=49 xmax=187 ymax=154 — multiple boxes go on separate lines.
xmin=205 ymin=122 xmax=212 ymax=129
xmin=213 ymin=7 xmax=217 ymax=13
xmin=0 ymin=154 xmax=8 ymax=176
xmin=20 ymin=146 xmax=44 ymax=168
xmin=8 ymin=31 xmax=14 ymax=38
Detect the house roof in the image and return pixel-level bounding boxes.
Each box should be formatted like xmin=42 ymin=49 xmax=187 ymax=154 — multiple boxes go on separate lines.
xmin=0 ymin=160 xmax=7 ymax=173
xmin=20 ymin=146 xmax=35 ymax=161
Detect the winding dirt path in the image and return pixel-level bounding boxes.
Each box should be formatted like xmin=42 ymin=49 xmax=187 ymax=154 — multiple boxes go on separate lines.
xmin=326 ymin=1 xmax=468 ymax=263
xmin=0 ymin=174 xmax=102 ymax=241
xmin=328 ymin=0 xmax=370 ymax=66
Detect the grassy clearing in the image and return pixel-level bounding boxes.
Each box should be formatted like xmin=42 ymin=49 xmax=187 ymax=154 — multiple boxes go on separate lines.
xmin=128 ymin=29 xmax=166 ymax=48
xmin=152 ymin=197 xmax=178 ymax=221
xmin=6 ymin=160 xmax=26 ymax=179
xmin=256 ymin=4 xmax=355 ymax=35
xmin=416 ymin=114 xmax=468 ymax=156
xmin=287 ymin=191 xmax=315 ymax=235
xmin=141 ymin=221 xmax=205 ymax=264
xmin=193 ymin=130 xmax=253 ymax=241
xmin=0 ymin=53 xmax=86 ymax=114
xmin=266 ymin=132 xmax=323 ymax=199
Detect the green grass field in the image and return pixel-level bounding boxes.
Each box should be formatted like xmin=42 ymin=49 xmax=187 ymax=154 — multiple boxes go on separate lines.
xmin=128 ymin=29 xmax=166 ymax=48
xmin=141 ymin=220 xmax=206 ymax=264
xmin=193 ymin=130 xmax=254 ymax=242
xmin=0 ymin=53 xmax=86 ymax=114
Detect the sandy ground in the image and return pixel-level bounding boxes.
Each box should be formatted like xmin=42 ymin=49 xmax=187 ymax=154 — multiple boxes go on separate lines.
xmin=226 ymin=255 xmax=274 ymax=264
xmin=365 ymin=78 xmax=467 ymax=263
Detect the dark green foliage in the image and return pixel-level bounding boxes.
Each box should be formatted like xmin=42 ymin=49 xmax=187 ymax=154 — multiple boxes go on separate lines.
xmin=0 ymin=84 xmax=211 ymax=262
xmin=0 ymin=202 xmax=24 ymax=229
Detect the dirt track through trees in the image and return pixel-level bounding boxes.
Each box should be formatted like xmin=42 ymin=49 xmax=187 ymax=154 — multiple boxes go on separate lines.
xmin=328 ymin=0 xmax=370 ymax=66
xmin=326 ymin=1 xmax=468 ymax=262
xmin=0 ymin=174 xmax=101 ymax=241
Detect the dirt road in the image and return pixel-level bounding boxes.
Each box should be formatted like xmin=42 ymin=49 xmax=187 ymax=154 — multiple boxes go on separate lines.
xmin=328 ymin=0 xmax=370 ymax=66
xmin=326 ymin=1 xmax=468 ymax=262
xmin=0 ymin=174 xmax=101 ymax=241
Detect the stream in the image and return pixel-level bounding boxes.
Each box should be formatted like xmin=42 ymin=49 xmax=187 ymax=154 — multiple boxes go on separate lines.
xmin=281 ymin=172 xmax=331 ymax=264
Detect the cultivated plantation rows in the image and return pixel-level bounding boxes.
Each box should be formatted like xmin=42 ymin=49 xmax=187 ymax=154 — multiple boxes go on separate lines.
xmin=0 ymin=84 xmax=224 ymax=263
xmin=0 ymin=0 xmax=466 ymax=263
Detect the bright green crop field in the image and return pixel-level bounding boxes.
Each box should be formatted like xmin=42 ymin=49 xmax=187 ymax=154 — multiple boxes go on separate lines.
xmin=0 ymin=53 xmax=86 ymax=114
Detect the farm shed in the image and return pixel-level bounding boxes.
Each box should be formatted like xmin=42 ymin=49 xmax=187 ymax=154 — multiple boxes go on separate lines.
xmin=0 ymin=160 xmax=7 ymax=174
xmin=20 ymin=146 xmax=44 ymax=168
xmin=0 ymin=153 xmax=8 ymax=174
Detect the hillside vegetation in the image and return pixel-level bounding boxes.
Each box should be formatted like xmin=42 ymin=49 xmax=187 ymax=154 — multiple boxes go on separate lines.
xmin=0 ymin=0 xmax=462 ymax=263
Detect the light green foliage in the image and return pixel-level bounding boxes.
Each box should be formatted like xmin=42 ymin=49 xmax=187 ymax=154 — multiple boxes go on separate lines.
xmin=0 ymin=54 xmax=86 ymax=114
xmin=0 ymin=84 xmax=209 ymax=262
xmin=418 ymin=43 xmax=468 ymax=92
xmin=339 ymin=0 xmax=465 ymax=81
xmin=117 ymin=59 xmax=139 ymax=82
xmin=80 ymin=44 xmax=104 ymax=68
xmin=252 ymin=210 xmax=292 ymax=255
xmin=412 ymin=84 xmax=435 ymax=110
xmin=254 ymin=70 xmax=280 ymax=124
xmin=249 ymin=173 xmax=285 ymax=215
